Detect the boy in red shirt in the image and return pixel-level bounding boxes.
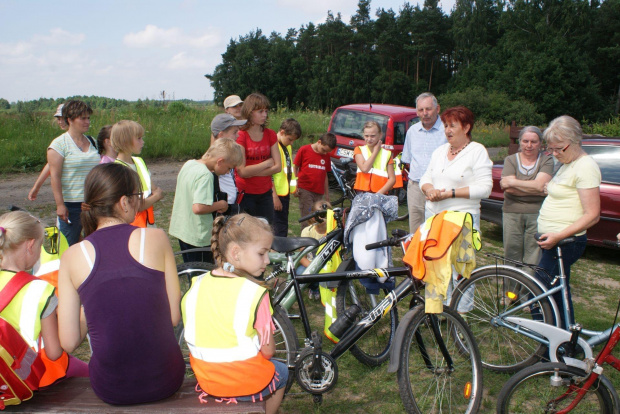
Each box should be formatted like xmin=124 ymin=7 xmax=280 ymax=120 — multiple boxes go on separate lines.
xmin=293 ymin=132 xmax=337 ymax=229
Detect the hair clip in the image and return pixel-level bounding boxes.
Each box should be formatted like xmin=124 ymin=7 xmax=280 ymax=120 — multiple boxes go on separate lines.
xmin=237 ymin=216 xmax=245 ymax=226
xmin=223 ymin=262 xmax=235 ymax=272
xmin=0 ymin=227 xmax=5 ymax=235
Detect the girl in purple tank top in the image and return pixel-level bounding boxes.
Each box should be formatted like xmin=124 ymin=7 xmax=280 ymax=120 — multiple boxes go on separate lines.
xmin=58 ymin=163 xmax=185 ymax=405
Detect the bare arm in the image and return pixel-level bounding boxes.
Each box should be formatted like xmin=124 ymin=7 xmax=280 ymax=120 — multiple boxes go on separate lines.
xmin=500 ymin=172 xmax=552 ymax=196
xmin=28 ymin=163 xmax=51 ymax=201
xmin=47 ymin=149 xmax=68 ymax=222
xmin=376 ymin=160 xmax=396 ymax=195
xmin=538 ymin=187 xmax=600 ymax=249
xmin=40 ymin=309 xmax=63 ymax=360
xmin=354 ymin=145 xmax=381 ymax=173
xmin=192 ymin=200 xmax=228 ymax=215
xmin=260 ymin=330 xmax=276 ymax=359
xmin=324 ymin=175 xmax=330 ymax=201
xmin=161 ymin=232 xmax=182 ymax=326
xmin=57 ymin=248 xmax=87 ymax=352
xmin=257 ymin=142 xmax=282 ymax=176
xmin=235 ymin=145 xmax=276 ymax=178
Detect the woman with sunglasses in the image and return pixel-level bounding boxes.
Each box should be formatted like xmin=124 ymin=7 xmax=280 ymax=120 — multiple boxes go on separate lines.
xmin=535 ymin=115 xmax=601 ymax=328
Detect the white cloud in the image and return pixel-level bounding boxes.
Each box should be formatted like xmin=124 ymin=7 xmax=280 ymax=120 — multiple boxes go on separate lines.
xmin=31 ymin=28 xmax=85 ymax=46
xmin=123 ymin=25 xmax=221 ymax=49
xmin=166 ymin=52 xmax=208 ymax=70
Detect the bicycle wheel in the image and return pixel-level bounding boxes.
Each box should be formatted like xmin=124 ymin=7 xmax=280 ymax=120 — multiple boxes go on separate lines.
xmin=397 ymin=305 xmax=483 ymax=414
xmin=175 ymin=261 xmax=216 ymax=367
xmin=450 ymin=267 xmax=555 ymax=373
xmin=272 ymin=305 xmax=299 ymax=394
xmin=336 ymin=277 xmax=398 ymax=367
xmin=497 ymin=362 xmax=615 ymax=414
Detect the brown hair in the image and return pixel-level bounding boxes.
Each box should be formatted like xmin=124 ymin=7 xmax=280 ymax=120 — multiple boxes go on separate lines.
xmin=279 ymin=118 xmax=302 ymax=138
xmin=81 ymin=163 xmax=142 ymax=237
xmin=318 ymin=132 xmax=337 ymax=149
xmin=111 ymin=120 xmax=145 ymax=154
xmin=0 ymin=211 xmax=44 ymax=262
xmin=63 ymin=100 xmax=93 ymax=125
xmin=210 ymin=214 xmax=272 ymax=284
xmin=240 ymin=93 xmax=270 ymax=130
xmin=96 ymin=125 xmax=113 ymax=155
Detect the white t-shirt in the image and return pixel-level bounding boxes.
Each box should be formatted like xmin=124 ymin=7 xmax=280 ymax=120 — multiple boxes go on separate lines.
xmin=218 ymin=170 xmax=237 ymax=204
xmin=537 ymin=155 xmax=601 ymax=235
xmin=420 ymin=141 xmax=493 ymax=216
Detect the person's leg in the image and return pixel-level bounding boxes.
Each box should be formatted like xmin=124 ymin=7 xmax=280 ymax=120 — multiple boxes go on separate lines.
xmin=58 ymin=202 xmax=83 ymax=246
xmin=273 ymin=195 xmax=289 ymax=237
xmin=236 ymin=359 xmax=288 ymax=414
xmin=522 ymin=213 xmax=542 ymax=272
xmin=297 ymin=188 xmax=314 ymax=229
xmin=253 ymin=191 xmax=275 ymax=224
xmin=503 ymin=212 xmax=525 ymax=264
xmin=178 ymin=239 xmax=212 ymax=263
xmin=407 ymin=181 xmax=426 ymax=234
xmin=240 ymin=193 xmax=258 ymax=217
xmin=556 ymin=235 xmax=587 ymax=326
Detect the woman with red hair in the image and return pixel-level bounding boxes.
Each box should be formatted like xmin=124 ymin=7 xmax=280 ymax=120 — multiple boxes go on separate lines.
xmin=420 ymin=106 xmax=493 ymax=311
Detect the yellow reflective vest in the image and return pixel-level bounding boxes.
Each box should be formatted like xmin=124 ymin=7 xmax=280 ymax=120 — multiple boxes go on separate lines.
xmin=273 ymin=142 xmax=297 ymax=196
xmin=115 ymin=156 xmax=154 ymax=226
xmin=182 ymin=272 xmax=275 ymax=397
xmin=354 ymin=146 xmax=402 ymax=192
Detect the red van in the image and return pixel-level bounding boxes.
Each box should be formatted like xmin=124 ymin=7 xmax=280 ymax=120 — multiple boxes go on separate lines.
xmin=328 ymin=104 xmax=419 ymax=160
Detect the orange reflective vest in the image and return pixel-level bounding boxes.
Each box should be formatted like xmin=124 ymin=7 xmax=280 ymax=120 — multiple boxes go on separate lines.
xmin=115 ymin=157 xmax=154 ymax=227
xmin=354 ymin=146 xmax=402 ymax=192
xmin=182 ymin=272 xmax=275 ymax=397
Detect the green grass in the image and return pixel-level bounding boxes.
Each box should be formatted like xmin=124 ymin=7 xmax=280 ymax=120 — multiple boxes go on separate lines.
xmin=31 ymin=186 xmax=616 ymax=413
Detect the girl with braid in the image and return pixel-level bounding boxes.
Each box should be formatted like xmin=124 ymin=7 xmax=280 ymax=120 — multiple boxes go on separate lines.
xmin=181 ymin=213 xmax=287 ymax=414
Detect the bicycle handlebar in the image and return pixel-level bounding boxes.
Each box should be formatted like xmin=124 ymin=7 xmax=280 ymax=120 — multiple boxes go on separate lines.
xmin=603 ymin=240 xmax=620 ymax=248
xmin=365 ymin=230 xmax=411 ymax=251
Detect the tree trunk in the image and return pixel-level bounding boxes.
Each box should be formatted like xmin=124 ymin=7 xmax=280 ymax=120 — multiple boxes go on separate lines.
xmin=428 ymin=58 xmax=434 ymax=91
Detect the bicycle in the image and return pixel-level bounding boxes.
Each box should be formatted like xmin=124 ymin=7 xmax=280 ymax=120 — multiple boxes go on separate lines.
xmin=270 ymin=230 xmax=483 ymax=412
xmin=496 ymin=297 xmax=620 ymax=413
xmin=450 ymin=236 xmax=620 ymax=373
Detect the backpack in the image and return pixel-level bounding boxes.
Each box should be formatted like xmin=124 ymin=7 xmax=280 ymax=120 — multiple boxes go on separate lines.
xmin=0 ymin=272 xmax=46 ymax=410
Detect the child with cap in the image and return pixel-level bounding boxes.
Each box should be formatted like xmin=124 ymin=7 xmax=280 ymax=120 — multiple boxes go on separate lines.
xmin=223 ymin=95 xmax=244 ymax=120
xmin=169 ymin=138 xmax=244 ymax=264
xmin=210 ymin=114 xmax=247 ymax=215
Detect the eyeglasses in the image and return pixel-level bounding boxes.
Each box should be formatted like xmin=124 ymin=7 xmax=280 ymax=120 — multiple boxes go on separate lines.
xmin=546 ymin=143 xmax=570 ymax=154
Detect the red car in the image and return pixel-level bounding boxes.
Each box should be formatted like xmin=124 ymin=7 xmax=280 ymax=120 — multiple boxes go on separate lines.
xmin=480 ymin=137 xmax=620 ymax=247
xmin=328 ymin=103 xmax=419 ymax=160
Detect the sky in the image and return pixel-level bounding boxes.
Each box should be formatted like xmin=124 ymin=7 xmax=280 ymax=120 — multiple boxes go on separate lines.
xmin=0 ymin=0 xmax=456 ymax=103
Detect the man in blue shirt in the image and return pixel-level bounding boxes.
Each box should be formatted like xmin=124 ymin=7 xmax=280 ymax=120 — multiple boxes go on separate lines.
xmin=401 ymin=93 xmax=446 ymax=233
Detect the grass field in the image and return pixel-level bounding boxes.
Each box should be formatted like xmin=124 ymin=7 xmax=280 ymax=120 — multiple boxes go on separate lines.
xmin=22 ymin=179 xmax=620 ymax=413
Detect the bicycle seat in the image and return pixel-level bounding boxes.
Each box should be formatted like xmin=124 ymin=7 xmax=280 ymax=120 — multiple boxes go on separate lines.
xmin=271 ymin=236 xmax=319 ymax=254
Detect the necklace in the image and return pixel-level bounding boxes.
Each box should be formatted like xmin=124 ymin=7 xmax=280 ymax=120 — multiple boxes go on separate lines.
xmin=449 ymin=141 xmax=470 ymax=156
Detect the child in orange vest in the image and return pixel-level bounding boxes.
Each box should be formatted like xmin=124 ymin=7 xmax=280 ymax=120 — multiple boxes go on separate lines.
xmin=353 ymin=121 xmax=399 ymax=194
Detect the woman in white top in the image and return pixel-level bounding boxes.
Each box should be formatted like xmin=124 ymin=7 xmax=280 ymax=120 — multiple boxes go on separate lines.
xmin=420 ymin=106 xmax=493 ymax=312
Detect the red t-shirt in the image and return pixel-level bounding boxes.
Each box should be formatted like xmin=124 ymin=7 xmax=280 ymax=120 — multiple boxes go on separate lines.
xmin=293 ymin=144 xmax=331 ymax=194
xmin=235 ymin=128 xmax=278 ymax=194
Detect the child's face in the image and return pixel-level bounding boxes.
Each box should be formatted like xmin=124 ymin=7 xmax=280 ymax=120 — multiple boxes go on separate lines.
xmin=225 ymin=104 xmax=243 ymax=119
xmin=250 ymin=108 xmax=268 ymax=126
xmin=315 ymin=142 xmax=333 ymax=155
xmin=219 ymin=126 xmax=240 ymax=140
xmin=363 ymin=126 xmax=381 ymax=147
xmin=278 ymin=133 xmax=297 ymax=147
xmin=131 ymin=135 xmax=145 ymax=154
xmin=213 ymin=158 xmax=236 ymax=175
xmin=237 ymin=231 xmax=273 ymax=276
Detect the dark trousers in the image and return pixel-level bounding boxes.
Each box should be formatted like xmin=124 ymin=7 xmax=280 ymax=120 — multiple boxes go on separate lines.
xmin=239 ymin=191 xmax=274 ymax=225
xmin=534 ymin=234 xmax=587 ymax=328
xmin=273 ymin=195 xmax=290 ymax=237
xmin=178 ymin=239 xmax=213 ymax=264
xmin=58 ymin=202 xmax=83 ymax=246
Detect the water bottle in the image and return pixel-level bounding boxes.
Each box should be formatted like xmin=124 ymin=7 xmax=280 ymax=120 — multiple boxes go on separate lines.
xmin=328 ymin=304 xmax=361 ymax=338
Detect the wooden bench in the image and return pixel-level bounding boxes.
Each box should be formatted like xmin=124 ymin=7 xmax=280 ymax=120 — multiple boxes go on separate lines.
xmin=5 ymin=377 xmax=266 ymax=413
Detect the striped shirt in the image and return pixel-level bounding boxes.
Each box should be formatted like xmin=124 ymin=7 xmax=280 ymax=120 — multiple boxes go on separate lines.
xmin=48 ymin=133 xmax=100 ymax=202
xmin=401 ymin=117 xmax=446 ymax=181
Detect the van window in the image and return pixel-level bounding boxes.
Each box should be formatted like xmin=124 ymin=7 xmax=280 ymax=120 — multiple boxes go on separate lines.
xmin=331 ymin=110 xmax=389 ymax=141
xmin=393 ymin=117 xmax=420 ymax=145
xmin=584 ymin=145 xmax=620 ymax=184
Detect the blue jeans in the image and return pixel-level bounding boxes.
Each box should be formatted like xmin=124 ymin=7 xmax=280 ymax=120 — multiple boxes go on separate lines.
xmin=534 ymin=234 xmax=587 ymax=328
xmin=58 ymin=202 xmax=83 ymax=246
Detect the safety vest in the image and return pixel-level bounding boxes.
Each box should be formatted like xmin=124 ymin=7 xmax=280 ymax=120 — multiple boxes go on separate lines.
xmin=115 ymin=157 xmax=154 ymax=227
xmin=273 ymin=142 xmax=297 ymax=196
xmin=32 ymin=226 xmax=69 ymax=290
xmin=0 ymin=271 xmax=68 ymax=387
xmin=354 ymin=146 xmax=402 ymax=193
xmin=182 ymin=272 xmax=275 ymax=397
xmin=393 ymin=153 xmax=404 ymax=189
xmin=317 ymin=209 xmax=343 ymax=343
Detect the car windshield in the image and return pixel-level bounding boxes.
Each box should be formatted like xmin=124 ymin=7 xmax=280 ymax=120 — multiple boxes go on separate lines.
xmin=583 ymin=144 xmax=620 ymax=184
xmin=330 ymin=109 xmax=389 ymax=141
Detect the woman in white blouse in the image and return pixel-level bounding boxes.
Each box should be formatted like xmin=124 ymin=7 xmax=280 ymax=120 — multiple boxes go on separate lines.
xmin=420 ymin=106 xmax=493 ymax=312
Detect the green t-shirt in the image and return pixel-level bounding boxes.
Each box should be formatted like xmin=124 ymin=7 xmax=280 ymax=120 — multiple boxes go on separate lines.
xmin=169 ymin=160 xmax=214 ymax=246
xmin=502 ymin=153 xmax=555 ymax=214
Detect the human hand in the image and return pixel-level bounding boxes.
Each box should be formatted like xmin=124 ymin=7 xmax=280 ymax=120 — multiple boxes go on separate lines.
xmin=543 ymin=182 xmax=549 ymax=195
xmin=57 ymin=204 xmax=69 ymax=222
xmin=425 ymin=187 xmax=446 ymax=202
xmin=536 ymin=232 xmax=560 ymax=249
xmin=151 ymin=186 xmax=164 ymax=201
xmin=28 ymin=186 xmax=39 ymax=201
xmin=500 ymin=176 xmax=515 ymax=190
xmin=273 ymin=196 xmax=282 ymax=211
xmin=372 ymin=143 xmax=382 ymax=155
xmin=216 ymin=200 xmax=228 ymax=214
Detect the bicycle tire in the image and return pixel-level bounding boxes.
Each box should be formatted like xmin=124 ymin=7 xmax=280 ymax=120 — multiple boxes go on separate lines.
xmin=174 ymin=261 xmax=216 ymax=367
xmin=336 ymin=277 xmax=398 ymax=367
xmin=272 ymin=305 xmax=299 ymax=394
xmin=497 ymin=362 xmax=615 ymax=414
xmin=450 ymin=266 xmax=555 ymax=373
xmin=396 ymin=305 xmax=483 ymax=414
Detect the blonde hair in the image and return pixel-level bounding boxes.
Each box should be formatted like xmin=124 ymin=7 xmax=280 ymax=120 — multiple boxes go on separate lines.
xmin=210 ymin=214 xmax=272 ymax=283
xmin=543 ymin=115 xmax=583 ymax=146
xmin=0 ymin=211 xmax=44 ymax=262
xmin=363 ymin=121 xmax=382 ymax=134
xmin=206 ymin=137 xmax=244 ymax=167
xmin=111 ymin=120 xmax=145 ymax=154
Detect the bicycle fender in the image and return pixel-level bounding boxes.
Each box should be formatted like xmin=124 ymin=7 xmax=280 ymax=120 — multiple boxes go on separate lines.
xmin=599 ymin=373 xmax=620 ymax=413
xmin=505 ymin=317 xmax=594 ymax=362
xmin=471 ymin=264 xmax=562 ymax=325
xmin=387 ymin=306 xmax=424 ymax=373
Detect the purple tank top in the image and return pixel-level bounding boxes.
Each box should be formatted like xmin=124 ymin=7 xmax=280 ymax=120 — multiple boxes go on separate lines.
xmin=78 ymin=224 xmax=184 ymax=405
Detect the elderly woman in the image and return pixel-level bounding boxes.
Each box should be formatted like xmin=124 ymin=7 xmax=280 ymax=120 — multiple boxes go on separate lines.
xmin=47 ymin=100 xmax=100 ymax=245
xmin=420 ymin=106 xmax=493 ymax=311
xmin=536 ymin=115 xmax=601 ymax=327
xmin=500 ymin=127 xmax=554 ymax=272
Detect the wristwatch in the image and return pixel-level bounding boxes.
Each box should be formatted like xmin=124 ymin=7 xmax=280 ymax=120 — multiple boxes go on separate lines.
xmin=452 ymin=189 xmax=456 ymax=198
